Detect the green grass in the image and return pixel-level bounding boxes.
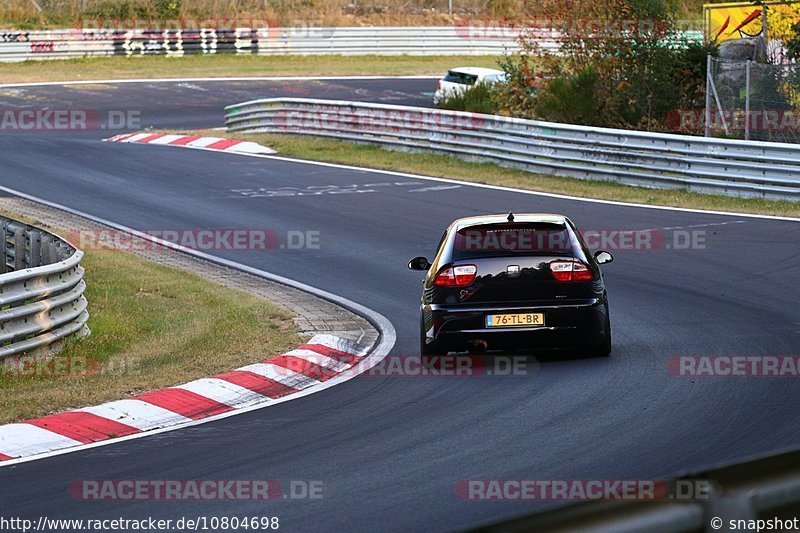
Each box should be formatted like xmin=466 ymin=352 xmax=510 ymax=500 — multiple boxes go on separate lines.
xmin=0 ymin=54 xmax=504 ymax=84
xmin=0 ymin=242 xmax=299 ymax=423
xmin=185 ymin=129 xmax=800 ymax=218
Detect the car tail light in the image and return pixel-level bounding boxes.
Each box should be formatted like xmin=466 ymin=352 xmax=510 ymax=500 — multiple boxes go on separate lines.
xmin=549 ymin=261 xmax=593 ymax=282
xmin=438 ymin=81 xmax=443 ymax=90
xmin=434 ymin=264 xmax=477 ymax=286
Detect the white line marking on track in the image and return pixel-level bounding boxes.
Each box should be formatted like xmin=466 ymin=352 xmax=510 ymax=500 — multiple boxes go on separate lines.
xmin=409 ymin=185 xmax=462 ymax=192
xmin=0 ymin=75 xmax=439 ymax=89
xmin=18 ymin=74 xmax=785 ymax=220
xmin=243 ymin=154 xmax=800 ymax=222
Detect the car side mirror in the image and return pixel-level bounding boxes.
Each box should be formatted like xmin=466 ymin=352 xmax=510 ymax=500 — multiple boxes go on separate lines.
xmin=594 ymin=250 xmax=614 ymax=265
xmin=408 ymin=257 xmax=431 ymax=271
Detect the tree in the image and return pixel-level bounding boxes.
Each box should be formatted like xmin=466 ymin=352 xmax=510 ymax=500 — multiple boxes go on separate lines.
xmin=496 ymin=0 xmax=715 ymax=131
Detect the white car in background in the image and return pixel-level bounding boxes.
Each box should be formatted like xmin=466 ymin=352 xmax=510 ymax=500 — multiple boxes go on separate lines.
xmin=433 ymin=67 xmax=506 ymax=104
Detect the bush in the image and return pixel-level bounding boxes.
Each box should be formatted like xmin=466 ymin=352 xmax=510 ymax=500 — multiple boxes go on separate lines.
xmin=494 ymin=0 xmax=716 ymax=131
xmin=436 ymin=82 xmax=500 ymax=115
xmin=535 ymin=68 xmax=602 ymax=126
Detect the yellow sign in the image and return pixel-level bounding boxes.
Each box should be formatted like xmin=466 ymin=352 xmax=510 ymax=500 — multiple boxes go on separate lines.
xmin=704 ymin=1 xmax=800 ymax=43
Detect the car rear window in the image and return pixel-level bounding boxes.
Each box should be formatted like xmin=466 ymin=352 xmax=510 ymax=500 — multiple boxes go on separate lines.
xmin=482 ymin=73 xmax=506 ymax=83
xmin=452 ymin=222 xmax=583 ymax=260
xmin=444 ymin=71 xmax=478 ymax=86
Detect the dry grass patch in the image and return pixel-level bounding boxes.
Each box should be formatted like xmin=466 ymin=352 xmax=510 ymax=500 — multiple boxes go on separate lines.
xmin=0 ymin=54 xmax=503 ymax=84
xmin=0 ymin=243 xmax=299 ymax=423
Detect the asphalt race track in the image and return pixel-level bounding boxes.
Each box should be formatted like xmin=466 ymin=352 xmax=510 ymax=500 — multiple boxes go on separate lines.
xmin=0 ymin=77 xmax=799 ymax=531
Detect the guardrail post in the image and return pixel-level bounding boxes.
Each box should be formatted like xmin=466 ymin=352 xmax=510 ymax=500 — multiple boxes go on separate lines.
xmin=705 ymin=54 xmax=712 ymax=138
xmin=28 ymin=226 xmax=42 ymax=268
xmin=745 ymin=60 xmax=752 ymax=141
xmin=0 ymin=220 xmax=8 ymax=274
xmin=40 ymin=234 xmax=55 ymax=265
xmin=11 ymin=227 xmax=25 ymax=271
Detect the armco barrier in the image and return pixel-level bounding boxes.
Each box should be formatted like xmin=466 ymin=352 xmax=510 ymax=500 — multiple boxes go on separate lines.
xmin=479 ymin=448 xmax=800 ymax=532
xmin=0 ymin=26 xmax=517 ymax=62
xmin=0 ymin=26 xmax=702 ymax=62
xmin=0 ymin=216 xmax=88 ymax=358
xmin=224 ymin=98 xmax=800 ymax=201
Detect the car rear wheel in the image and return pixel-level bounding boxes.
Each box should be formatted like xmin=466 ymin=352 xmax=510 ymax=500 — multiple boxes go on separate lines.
xmin=420 ymin=315 xmax=450 ymax=355
xmin=586 ymin=332 xmax=612 ymax=357
xmin=584 ymin=314 xmax=612 ymax=357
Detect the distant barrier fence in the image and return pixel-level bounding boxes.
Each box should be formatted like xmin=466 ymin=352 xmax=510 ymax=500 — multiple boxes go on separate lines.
xmin=0 ymin=216 xmax=88 ymax=359
xmin=480 ymin=447 xmax=800 ymax=532
xmin=224 ymin=98 xmax=800 ymax=201
xmin=0 ymin=26 xmax=703 ymax=62
xmin=0 ymin=26 xmax=520 ymax=61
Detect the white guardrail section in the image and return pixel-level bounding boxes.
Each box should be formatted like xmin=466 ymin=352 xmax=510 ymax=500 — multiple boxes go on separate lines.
xmin=224 ymin=98 xmax=800 ymax=201
xmin=0 ymin=27 xmax=703 ymax=62
xmin=0 ymin=216 xmax=88 ymax=359
xmin=483 ymin=448 xmax=800 ymax=532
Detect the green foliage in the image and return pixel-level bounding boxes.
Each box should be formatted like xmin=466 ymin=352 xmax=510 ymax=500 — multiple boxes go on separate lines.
xmin=154 ymin=0 xmax=181 ymax=18
xmin=493 ymin=52 xmax=539 ymax=117
xmin=535 ymin=68 xmax=602 ymax=125
xmin=436 ymin=82 xmax=500 ymax=115
xmin=80 ymin=0 xmax=180 ymax=20
xmin=494 ymin=0 xmax=717 ymax=131
xmin=787 ymin=22 xmax=800 ymax=63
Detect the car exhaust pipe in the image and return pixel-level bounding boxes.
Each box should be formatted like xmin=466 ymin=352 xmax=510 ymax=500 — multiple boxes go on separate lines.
xmin=468 ymin=339 xmax=488 ymax=354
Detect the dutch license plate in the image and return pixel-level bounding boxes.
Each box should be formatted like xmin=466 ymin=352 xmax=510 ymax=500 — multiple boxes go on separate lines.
xmin=486 ymin=313 xmax=545 ymax=328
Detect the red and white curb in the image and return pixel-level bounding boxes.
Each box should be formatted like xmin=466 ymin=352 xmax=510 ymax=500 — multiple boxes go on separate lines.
xmin=104 ymin=132 xmax=276 ymax=155
xmin=0 ymin=334 xmax=366 ymax=463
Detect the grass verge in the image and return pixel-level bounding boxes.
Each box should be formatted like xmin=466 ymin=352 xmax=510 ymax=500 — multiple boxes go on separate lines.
xmin=0 ymin=54 xmax=503 ymax=84
xmin=0 ymin=231 xmax=299 ymax=424
xmin=177 ymin=129 xmax=800 ymax=218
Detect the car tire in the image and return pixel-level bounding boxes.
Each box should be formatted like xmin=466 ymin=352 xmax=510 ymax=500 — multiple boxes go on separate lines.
xmin=420 ymin=315 xmax=450 ymax=355
xmin=587 ymin=332 xmax=612 ymax=357
xmin=585 ymin=313 xmax=612 ymax=357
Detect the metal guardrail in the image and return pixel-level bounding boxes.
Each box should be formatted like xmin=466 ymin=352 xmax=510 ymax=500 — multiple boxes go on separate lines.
xmin=0 ymin=26 xmax=518 ymax=62
xmin=0 ymin=26 xmax=703 ymax=62
xmin=224 ymin=98 xmax=800 ymax=201
xmin=0 ymin=216 xmax=88 ymax=359
xmin=478 ymin=448 xmax=800 ymax=532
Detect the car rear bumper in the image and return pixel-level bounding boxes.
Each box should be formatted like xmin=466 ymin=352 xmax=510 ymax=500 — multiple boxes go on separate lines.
xmin=422 ymin=298 xmax=609 ymax=351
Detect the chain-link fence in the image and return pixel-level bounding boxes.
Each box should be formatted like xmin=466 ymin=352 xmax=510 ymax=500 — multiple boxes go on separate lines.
xmin=706 ymin=56 xmax=800 ymax=143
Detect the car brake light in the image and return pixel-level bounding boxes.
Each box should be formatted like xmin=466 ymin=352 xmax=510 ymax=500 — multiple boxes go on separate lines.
xmin=434 ymin=264 xmax=477 ymax=286
xmin=438 ymin=81 xmax=442 ymax=90
xmin=549 ymin=261 xmax=593 ymax=282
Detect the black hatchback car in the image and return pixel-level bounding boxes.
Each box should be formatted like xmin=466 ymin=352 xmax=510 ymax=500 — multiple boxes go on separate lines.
xmin=408 ymin=213 xmax=613 ymax=356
